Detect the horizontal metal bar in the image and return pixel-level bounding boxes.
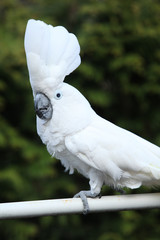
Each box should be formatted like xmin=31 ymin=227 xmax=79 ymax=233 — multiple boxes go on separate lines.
xmin=0 ymin=193 xmax=160 ymax=219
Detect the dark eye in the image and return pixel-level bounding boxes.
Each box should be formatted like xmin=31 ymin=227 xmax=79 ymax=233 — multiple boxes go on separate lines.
xmin=56 ymin=93 xmax=61 ymax=98
xmin=54 ymin=90 xmax=62 ymax=100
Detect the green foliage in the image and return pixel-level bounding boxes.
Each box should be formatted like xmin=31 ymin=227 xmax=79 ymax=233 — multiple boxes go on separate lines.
xmin=0 ymin=0 xmax=160 ymax=239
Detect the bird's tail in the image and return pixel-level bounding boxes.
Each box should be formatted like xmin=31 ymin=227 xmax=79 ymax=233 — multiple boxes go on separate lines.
xmin=24 ymin=19 xmax=81 ymax=93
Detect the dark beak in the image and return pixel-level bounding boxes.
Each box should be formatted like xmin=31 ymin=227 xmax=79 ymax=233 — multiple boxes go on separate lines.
xmin=34 ymin=93 xmax=53 ymax=120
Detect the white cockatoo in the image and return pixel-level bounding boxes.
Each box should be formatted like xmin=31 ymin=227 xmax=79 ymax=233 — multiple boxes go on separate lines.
xmin=24 ymin=19 xmax=160 ymax=214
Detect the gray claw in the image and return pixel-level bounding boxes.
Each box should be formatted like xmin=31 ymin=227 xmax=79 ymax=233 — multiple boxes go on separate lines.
xmin=74 ymin=190 xmax=99 ymax=215
xmin=74 ymin=191 xmax=89 ymax=215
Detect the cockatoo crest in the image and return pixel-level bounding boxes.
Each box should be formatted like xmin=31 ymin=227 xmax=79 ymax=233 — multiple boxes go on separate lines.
xmin=24 ymin=19 xmax=81 ymax=98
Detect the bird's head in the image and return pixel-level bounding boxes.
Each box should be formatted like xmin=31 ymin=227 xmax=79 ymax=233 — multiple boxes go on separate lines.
xmin=34 ymin=83 xmax=95 ymax=134
xmin=25 ymin=19 xmax=95 ymax=134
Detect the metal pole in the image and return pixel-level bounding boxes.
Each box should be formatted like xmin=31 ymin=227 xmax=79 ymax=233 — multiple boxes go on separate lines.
xmin=0 ymin=193 xmax=160 ymax=219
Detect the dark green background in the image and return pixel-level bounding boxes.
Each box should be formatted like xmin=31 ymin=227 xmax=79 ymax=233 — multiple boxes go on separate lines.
xmin=0 ymin=0 xmax=160 ymax=239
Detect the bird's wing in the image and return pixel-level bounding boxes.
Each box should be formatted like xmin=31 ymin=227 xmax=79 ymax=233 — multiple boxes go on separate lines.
xmin=65 ymin=116 xmax=160 ymax=182
xmin=65 ymin=119 xmax=126 ymax=181
xmin=24 ymin=19 xmax=81 ymax=95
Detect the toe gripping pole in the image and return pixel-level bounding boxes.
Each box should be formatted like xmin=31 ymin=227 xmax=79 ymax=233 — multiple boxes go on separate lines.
xmin=0 ymin=193 xmax=160 ymax=219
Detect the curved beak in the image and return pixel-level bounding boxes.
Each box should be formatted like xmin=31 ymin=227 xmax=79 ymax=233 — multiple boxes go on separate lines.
xmin=34 ymin=93 xmax=53 ymax=120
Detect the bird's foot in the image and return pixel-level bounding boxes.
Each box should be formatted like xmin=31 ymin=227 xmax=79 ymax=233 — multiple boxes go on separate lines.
xmin=74 ymin=190 xmax=99 ymax=215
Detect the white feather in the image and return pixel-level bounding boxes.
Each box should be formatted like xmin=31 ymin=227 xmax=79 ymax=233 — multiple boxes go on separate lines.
xmin=65 ymin=115 xmax=160 ymax=189
xmin=24 ymin=19 xmax=81 ymax=96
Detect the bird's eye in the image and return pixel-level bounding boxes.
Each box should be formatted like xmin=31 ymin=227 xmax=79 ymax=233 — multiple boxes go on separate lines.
xmin=54 ymin=90 xmax=63 ymax=100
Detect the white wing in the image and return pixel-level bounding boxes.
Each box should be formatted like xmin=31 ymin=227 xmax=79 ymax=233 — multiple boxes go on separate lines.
xmin=24 ymin=19 xmax=81 ymax=95
xmin=65 ymin=115 xmax=160 ymax=188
